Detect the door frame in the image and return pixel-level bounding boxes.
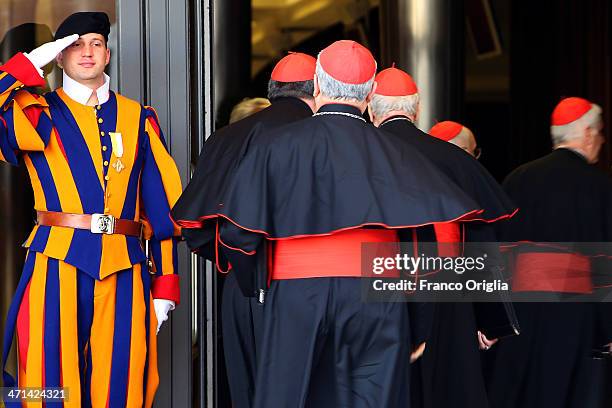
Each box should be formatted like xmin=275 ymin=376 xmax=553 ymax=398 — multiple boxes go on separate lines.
xmin=115 ymin=0 xmax=214 ymax=406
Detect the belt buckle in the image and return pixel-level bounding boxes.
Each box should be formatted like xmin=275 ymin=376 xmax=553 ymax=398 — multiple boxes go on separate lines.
xmin=91 ymin=213 xmax=116 ymax=235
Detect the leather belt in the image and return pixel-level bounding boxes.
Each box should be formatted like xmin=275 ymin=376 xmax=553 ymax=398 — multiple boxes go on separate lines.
xmin=37 ymin=211 xmax=142 ymax=237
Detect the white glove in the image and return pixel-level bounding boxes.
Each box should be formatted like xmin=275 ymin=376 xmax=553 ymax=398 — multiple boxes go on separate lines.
xmin=23 ymin=34 xmax=80 ymax=76
xmin=153 ymin=299 xmax=176 ymax=335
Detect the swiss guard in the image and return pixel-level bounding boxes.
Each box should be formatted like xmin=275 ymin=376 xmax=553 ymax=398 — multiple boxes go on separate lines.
xmin=0 ymin=12 xmax=182 ymax=408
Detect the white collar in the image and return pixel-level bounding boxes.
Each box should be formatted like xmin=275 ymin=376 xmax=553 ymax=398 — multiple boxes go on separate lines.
xmin=62 ymin=71 xmax=110 ymax=105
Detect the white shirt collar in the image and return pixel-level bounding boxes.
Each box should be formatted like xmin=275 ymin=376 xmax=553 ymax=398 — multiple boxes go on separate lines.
xmin=62 ymin=71 xmax=110 ymax=105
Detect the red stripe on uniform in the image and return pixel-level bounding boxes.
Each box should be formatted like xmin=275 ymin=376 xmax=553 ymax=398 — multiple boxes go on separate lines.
xmin=23 ymin=105 xmax=42 ymax=128
xmin=42 ymin=304 xmax=46 ymax=388
xmin=54 ymin=130 xmax=68 ymax=161
xmin=16 ymin=283 xmax=31 ymax=371
xmin=146 ymin=117 xmax=161 ymax=138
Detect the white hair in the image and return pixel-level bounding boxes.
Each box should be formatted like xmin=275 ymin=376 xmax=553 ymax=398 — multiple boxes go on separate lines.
xmin=550 ymin=104 xmax=602 ymax=146
xmin=315 ymin=58 xmax=376 ymax=102
xmin=369 ymin=93 xmax=420 ymax=121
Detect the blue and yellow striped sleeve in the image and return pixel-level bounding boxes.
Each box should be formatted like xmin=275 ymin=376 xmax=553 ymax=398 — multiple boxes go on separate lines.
xmin=0 ymin=53 xmax=51 ymax=165
xmin=141 ymin=106 xmax=183 ymax=304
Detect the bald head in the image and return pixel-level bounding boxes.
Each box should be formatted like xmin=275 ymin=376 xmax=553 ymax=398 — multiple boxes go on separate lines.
xmin=448 ymin=127 xmax=478 ymax=157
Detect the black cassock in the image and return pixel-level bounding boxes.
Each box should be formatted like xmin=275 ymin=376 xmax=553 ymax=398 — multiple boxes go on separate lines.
xmin=173 ymin=97 xmax=313 ymax=408
xmin=485 ymin=148 xmax=612 ymax=408
xmin=380 ymin=117 xmax=519 ymax=408
xmin=198 ymin=103 xmax=485 ymax=408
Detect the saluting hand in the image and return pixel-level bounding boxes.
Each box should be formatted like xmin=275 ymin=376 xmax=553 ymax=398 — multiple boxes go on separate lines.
xmin=24 ymin=34 xmax=80 ymax=69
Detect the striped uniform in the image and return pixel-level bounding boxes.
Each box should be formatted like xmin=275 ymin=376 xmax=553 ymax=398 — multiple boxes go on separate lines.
xmin=0 ymin=52 xmax=182 ymax=408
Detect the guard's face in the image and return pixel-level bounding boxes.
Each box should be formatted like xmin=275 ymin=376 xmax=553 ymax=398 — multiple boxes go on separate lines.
xmin=57 ymin=33 xmax=110 ymax=85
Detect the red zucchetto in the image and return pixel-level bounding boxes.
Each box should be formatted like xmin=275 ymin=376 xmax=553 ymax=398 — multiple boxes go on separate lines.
xmin=551 ymin=97 xmax=593 ymax=126
xmin=374 ymin=65 xmax=418 ymax=96
xmin=429 ymin=121 xmax=464 ymax=142
xmin=271 ymin=52 xmax=317 ymax=83
xmin=318 ymin=40 xmax=377 ymax=84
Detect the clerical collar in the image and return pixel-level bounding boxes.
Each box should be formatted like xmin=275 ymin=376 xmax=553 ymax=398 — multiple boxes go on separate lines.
xmin=62 ymin=71 xmax=110 ymax=105
xmin=314 ymin=103 xmax=366 ymax=122
xmin=380 ymin=115 xmax=413 ymax=127
xmin=270 ymin=96 xmax=311 ymax=112
xmin=555 ymin=147 xmax=588 ymax=162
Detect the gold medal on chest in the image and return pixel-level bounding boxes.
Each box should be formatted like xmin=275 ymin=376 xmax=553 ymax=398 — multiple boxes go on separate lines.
xmin=112 ymin=159 xmax=125 ymax=173
xmin=109 ymin=132 xmax=125 ymax=173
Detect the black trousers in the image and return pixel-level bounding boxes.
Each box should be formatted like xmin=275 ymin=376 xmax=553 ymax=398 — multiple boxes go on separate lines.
xmin=253 ymin=277 xmax=412 ymax=408
xmin=412 ymin=302 xmax=489 ymax=408
xmin=485 ymin=302 xmax=603 ymax=408
xmin=222 ymin=272 xmax=265 ymax=408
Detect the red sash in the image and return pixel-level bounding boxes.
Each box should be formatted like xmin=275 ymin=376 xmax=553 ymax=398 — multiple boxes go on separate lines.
xmin=512 ymin=252 xmax=592 ymax=294
xmin=433 ymin=222 xmax=461 ymax=257
xmin=271 ymin=228 xmax=399 ymax=280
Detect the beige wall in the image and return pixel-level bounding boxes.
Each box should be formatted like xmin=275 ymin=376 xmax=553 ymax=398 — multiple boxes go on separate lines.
xmin=0 ymin=0 xmax=115 ymax=39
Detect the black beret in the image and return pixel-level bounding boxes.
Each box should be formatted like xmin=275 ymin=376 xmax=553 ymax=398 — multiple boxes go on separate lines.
xmin=55 ymin=12 xmax=110 ymax=42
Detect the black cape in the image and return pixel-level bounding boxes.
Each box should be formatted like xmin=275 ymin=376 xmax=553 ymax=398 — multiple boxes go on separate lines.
xmin=193 ymin=104 xmax=486 ymax=298
xmin=380 ymin=117 xmax=517 ymax=222
xmin=213 ymin=104 xmax=483 ymax=254
xmin=172 ymin=97 xmax=313 ymax=256
xmin=486 ymin=148 xmax=612 ymax=408
xmin=380 ymin=117 xmax=518 ymax=408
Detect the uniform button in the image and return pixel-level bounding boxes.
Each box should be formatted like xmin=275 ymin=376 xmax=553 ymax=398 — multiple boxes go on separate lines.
xmin=102 ymin=146 xmax=108 ymax=151
xmin=98 ymin=118 xmax=103 ymax=124
xmin=104 ymin=175 xmax=109 ymax=181
xmin=97 ymin=105 xmax=102 ymax=110
xmin=101 ymin=131 xmax=105 ymax=136
xmin=104 ymin=160 xmax=109 ymax=166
